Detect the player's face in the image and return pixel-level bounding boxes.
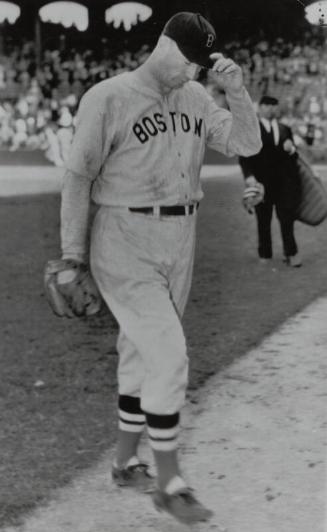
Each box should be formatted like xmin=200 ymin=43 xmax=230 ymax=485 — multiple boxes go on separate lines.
xmin=162 ymin=46 xmax=201 ymax=89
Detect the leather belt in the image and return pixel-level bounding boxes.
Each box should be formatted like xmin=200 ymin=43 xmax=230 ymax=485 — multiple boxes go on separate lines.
xmin=129 ymin=203 xmax=199 ymax=216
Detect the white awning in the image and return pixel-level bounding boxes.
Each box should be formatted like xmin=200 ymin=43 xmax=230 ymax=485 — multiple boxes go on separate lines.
xmin=305 ymin=1 xmax=327 ymax=25
xmin=39 ymin=2 xmax=89 ymax=31
xmin=105 ymin=2 xmax=152 ymax=31
xmin=0 ymin=1 xmax=20 ymax=24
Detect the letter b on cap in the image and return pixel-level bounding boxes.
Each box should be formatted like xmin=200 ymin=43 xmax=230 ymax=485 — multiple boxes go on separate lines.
xmin=206 ymin=34 xmax=214 ymax=48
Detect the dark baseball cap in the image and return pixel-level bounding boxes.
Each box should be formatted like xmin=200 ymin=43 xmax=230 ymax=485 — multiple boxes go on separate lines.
xmin=162 ymin=12 xmax=216 ymax=68
xmin=260 ymin=95 xmax=279 ymax=106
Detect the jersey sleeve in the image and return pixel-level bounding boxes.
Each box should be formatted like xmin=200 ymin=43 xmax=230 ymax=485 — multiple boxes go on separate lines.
xmin=202 ymin=86 xmax=262 ymax=157
xmin=65 ymin=86 xmax=114 ymax=180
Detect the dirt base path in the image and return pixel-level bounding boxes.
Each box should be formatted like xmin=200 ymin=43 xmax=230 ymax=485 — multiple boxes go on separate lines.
xmin=2 ymin=297 xmax=326 ymax=532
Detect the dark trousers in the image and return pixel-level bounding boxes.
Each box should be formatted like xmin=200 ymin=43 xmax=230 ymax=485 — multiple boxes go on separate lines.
xmin=255 ymin=199 xmax=298 ymax=259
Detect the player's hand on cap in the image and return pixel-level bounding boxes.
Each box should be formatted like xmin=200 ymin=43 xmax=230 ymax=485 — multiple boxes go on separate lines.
xmin=209 ymin=52 xmax=243 ymax=93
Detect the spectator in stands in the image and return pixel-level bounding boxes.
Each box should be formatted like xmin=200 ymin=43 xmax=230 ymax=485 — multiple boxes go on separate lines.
xmin=0 ymin=64 xmax=6 ymax=89
xmin=56 ymin=105 xmax=74 ymax=163
xmin=70 ymin=70 xmax=85 ymax=101
xmin=0 ymin=101 xmax=14 ymax=147
xmin=10 ymin=112 xmax=28 ymax=151
xmin=43 ymin=120 xmax=64 ymax=167
xmin=56 ymin=69 xmax=72 ymax=101
xmin=0 ymin=67 xmax=20 ymax=100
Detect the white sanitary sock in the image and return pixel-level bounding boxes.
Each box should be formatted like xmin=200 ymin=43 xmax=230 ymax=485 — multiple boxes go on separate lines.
xmin=165 ymin=475 xmax=187 ymax=495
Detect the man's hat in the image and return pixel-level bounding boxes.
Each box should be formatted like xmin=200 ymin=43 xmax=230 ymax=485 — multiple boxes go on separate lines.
xmin=259 ymin=95 xmax=279 ymax=106
xmin=162 ymin=12 xmax=216 ymax=68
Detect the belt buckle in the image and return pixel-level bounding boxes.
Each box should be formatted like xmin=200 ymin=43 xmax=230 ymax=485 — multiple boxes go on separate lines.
xmin=185 ymin=205 xmax=190 ymax=215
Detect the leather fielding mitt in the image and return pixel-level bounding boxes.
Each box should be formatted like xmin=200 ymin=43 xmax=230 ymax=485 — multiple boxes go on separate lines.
xmin=44 ymin=259 xmax=103 ymax=318
xmin=242 ymin=182 xmax=265 ymax=214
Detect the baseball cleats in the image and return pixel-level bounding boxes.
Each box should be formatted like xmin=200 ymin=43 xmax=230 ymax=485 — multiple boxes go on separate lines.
xmin=112 ymin=462 xmax=155 ymax=492
xmin=153 ymin=487 xmax=214 ymax=524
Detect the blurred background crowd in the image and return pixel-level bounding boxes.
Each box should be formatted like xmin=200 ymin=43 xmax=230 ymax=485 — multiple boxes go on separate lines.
xmin=0 ymin=43 xmax=151 ymax=165
xmin=1 ymin=0 xmax=327 ymax=164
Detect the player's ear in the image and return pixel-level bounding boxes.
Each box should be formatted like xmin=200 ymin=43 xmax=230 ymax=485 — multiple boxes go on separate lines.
xmin=157 ymin=35 xmax=176 ymax=58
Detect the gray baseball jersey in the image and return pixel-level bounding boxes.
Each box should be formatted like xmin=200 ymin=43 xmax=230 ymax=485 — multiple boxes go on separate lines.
xmin=65 ymin=71 xmax=260 ymax=209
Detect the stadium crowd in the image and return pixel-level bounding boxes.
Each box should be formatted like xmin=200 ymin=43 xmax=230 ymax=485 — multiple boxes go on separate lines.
xmin=0 ymin=42 xmax=150 ymax=165
xmin=1 ymin=32 xmax=327 ymax=164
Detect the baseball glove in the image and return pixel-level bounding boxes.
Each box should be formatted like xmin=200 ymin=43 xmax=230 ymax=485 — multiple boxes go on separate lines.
xmin=242 ymin=182 xmax=265 ymax=214
xmin=44 ymin=259 xmax=103 ymax=318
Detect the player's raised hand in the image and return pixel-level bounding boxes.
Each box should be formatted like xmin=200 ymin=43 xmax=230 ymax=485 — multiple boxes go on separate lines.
xmin=209 ymin=52 xmax=243 ymax=94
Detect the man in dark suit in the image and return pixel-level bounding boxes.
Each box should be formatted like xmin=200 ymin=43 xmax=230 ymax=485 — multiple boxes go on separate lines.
xmin=239 ymin=95 xmax=302 ymax=267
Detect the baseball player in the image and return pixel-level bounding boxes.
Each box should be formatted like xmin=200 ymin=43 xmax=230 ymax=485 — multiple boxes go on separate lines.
xmin=58 ymin=12 xmax=262 ymax=525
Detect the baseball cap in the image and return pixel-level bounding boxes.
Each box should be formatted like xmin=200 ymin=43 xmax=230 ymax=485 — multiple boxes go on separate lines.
xmin=259 ymin=95 xmax=279 ymax=106
xmin=162 ymin=12 xmax=216 ymax=68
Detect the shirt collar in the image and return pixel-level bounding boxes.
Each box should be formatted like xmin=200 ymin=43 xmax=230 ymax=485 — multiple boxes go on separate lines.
xmin=260 ymin=117 xmax=271 ymax=132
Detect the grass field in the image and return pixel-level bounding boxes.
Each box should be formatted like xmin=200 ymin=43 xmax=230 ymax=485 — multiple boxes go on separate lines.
xmin=1 ymin=171 xmax=327 ymax=528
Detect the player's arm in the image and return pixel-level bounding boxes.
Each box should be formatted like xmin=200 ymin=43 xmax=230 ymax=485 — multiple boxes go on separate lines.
xmin=60 ymin=88 xmax=111 ymax=262
xmin=238 ymin=154 xmax=262 ymax=188
xmin=238 ymin=154 xmax=264 ymax=211
xmin=238 ymin=154 xmax=256 ymax=178
xmin=61 ymin=169 xmax=93 ymax=263
xmin=282 ymin=125 xmax=297 ymax=156
xmin=204 ymin=53 xmax=262 ymax=157
xmin=43 ymin=89 xmax=110 ymax=318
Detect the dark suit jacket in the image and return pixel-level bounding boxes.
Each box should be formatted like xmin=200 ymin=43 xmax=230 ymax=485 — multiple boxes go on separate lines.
xmin=239 ymin=120 xmax=300 ymax=208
